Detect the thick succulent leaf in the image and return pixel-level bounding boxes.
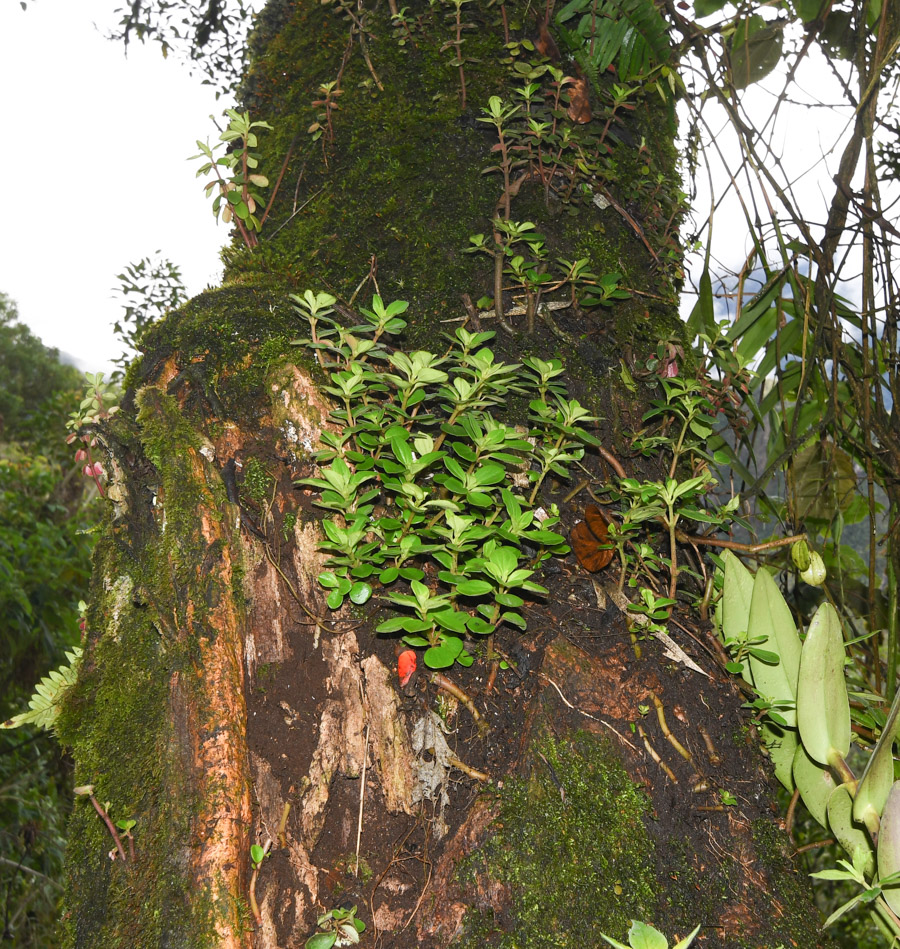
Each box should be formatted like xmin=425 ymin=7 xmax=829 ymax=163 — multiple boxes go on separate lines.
xmin=626 ymin=920 xmax=668 ymax=949
xmin=720 ymin=551 xmax=754 ymax=644
xmin=828 ymin=784 xmax=875 ymax=880
xmin=747 ymin=570 xmax=801 ymax=723
xmin=761 ymin=722 xmax=798 ymax=793
xmin=854 ymin=688 xmax=900 ymax=834
xmin=793 ymin=744 xmax=836 ymax=828
xmin=878 ymin=782 xmax=900 ymax=912
xmin=797 ymin=602 xmax=850 ymax=767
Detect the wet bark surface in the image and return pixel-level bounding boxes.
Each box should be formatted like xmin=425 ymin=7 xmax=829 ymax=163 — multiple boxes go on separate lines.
xmin=234 ymin=406 xmax=825 ymax=947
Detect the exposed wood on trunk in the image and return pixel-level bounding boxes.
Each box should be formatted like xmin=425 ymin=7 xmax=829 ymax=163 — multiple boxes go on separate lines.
xmin=142 ymin=390 xmax=255 ymax=948
xmin=361 ymin=655 xmax=417 ymax=815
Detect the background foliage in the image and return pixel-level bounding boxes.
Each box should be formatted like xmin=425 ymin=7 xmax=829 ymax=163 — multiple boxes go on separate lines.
xmin=0 ymin=294 xmax=96 ymax=946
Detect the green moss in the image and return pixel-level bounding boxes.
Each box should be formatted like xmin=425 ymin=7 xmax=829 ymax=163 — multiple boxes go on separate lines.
xmin=118 ymin=0 xmax=687 ymax=435
xmin=57 ymin=384 xmax=248 ymax=949
xmin=230 ymin=0 xmax=683 ymax=358
xmin=452 ymin=729 xmax=656 ymax=948
xmin=241 ymin=457 xmax=275 ymax=505
xmin=56 ymin=536 xmax=209 ymax=949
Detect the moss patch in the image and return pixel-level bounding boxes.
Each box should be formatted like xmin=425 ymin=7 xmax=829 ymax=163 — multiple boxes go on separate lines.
xmin=56 ymin=537 xmax=208 ymax=949
xmin=231 ymin=0 xmax=684 ymax=360
xmin=56 ymin=386 xmax=248 ymax=949
xmin=453 ymin=729 xmax=656 ymax=948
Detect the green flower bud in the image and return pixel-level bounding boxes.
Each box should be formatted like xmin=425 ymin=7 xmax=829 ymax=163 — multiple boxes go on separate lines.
xmin=800 ymin=551 xmax=827 ymax=586
xmin=791 ymin=539 xmax=811 ymax=572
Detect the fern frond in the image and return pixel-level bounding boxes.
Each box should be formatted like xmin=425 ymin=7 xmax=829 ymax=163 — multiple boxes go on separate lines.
xmin=555 ymin=0 xmax=671 ymax=83
xmin=1 ymin=648 xmax=83 ymax=732
xmin=607 ymin=0 xmax=671 ymax=77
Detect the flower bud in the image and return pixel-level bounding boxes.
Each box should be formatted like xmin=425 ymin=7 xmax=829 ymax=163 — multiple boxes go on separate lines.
xmin=82 ymin=464 xmax=94 ymax=478
xmin=92 ymin=462 xmax=105 ymax=478
xmin=800 ymin=551 xmax=827 ymax=586
xmin=74 ymin=449 xmax=87 ymax=463
xmin=791 ymin=540 xmax=811 ymax=572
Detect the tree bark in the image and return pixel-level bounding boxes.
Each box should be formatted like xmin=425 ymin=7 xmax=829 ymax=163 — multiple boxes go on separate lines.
xmin=59 ymin=2 xmax=830 ymax=947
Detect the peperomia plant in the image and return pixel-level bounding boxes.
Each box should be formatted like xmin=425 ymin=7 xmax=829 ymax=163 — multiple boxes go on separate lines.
xmin=190 ymin=109 xmax=273 ymax=249
xmin=292 ymin=290 xmax=598 ymax=670
xmin=305 ymin=905 xmax=366 ymax=949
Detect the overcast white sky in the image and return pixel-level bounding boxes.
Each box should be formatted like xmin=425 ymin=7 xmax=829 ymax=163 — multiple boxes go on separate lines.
xmin=0 ymin=0 xmax=227 ymax=373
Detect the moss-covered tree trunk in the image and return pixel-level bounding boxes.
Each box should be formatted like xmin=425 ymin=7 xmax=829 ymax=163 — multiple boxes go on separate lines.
xmin=59 ymin=2 xmax=829 ymax=947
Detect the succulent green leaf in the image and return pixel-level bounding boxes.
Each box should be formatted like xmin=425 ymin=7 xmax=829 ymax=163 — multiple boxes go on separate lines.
xmin=720 ymin=550 xmax=754 ymax=657
xmin=829 ymin=784 xmax=876 ymax=880
xmin=305 ymin=933 xmax=337 ymax=949
xmin=326 ymin=589 xmax=345 ymax=610
xmin=626 ymin=920 xmax=668 ymax=949
xmin=598 ymin=934 xmax=631 ymax=949
xmin=455 ymin=579 xmax=493 ymax=596
xmin=466 ymin=615 xmax=495 ymax=635
xmin=495 ymin=592 xmax=524 ymax=608
xmin=760 ymin=722 xmax=798 ymax=792
xmin=424 ymin=637 xmax=464 ymax=669
xmin=797 ymin=602 xmax=850 ymax=767
xmin=746 ymin=569 xmax=802 ymax=722
xmin=486 ymin=546 xmax=519 ymax=582
xmin=792 ymin=744 xmax=836 ymax=828
xmin=879 ymin=783 xmax=900 ymax=913
xmin=672 ymin=925 xmax=701 ymax=949
xmin=854 ymin=687 xmax=900 ymax=833
xmin=349 ymin=582 xmax=373 ymax=605
xmin=433 ymin=608 xmax=468 ymax=633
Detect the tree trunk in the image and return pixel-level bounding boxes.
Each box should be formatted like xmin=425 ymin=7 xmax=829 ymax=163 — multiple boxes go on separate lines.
xmin=59 ymin=1 xmax=829 ymax=946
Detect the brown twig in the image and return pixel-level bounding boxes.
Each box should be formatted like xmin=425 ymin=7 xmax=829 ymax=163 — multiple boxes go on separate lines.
xmin=793 ymin=837 xmax=836 ymax=856
xmin=598 ymin=445 xmax=627 ymax=479
xmin=74 ymin=787 xmax=127 ymax=863
xmin=249 ymin=839 xmax=272 ymax=925
xmin=638 ymin=725 xmax=678 ymax=783
xmin=674 ymin=530 xmax=807 ymax=555
xmin=276 ymin=802 xmax=291 ymax=849
xmin=785 ymin=786 xmax=801 ymax=839
xmin=648 ymin=690 xmax=694 ymax=764
xmin=431 ymin=673 xmax=488 ymax=734
xmin=447 ymin=754 xmax=491 ymax=782
xmin=697 ymin=724 xmax=722 ymax=766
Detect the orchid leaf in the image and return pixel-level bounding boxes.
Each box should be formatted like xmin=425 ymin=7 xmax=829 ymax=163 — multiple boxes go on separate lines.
xmin=797 ymin=602 xmax=850 ymax=768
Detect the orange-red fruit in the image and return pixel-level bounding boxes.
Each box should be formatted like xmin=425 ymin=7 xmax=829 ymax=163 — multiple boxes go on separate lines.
xmin=398 ymin=649 xmax=417 ymax=687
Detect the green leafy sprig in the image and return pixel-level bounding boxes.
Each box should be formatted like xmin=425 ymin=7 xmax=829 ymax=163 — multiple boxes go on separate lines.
xmin=292 ymin=291 xmax=599 ymax=670
xmin=190 ymin=109 xmax=273 ymax=249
